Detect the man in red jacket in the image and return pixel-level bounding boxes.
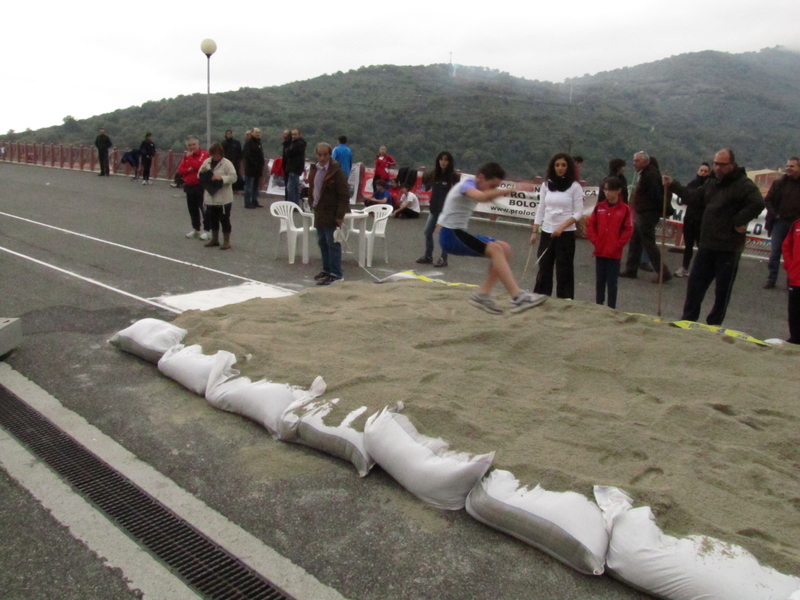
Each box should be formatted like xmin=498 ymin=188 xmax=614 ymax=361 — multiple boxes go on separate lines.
xmin=781 ymin=217 xmax=800 ymax=343
xmin=586 ymin=176 xmax=633 ymax=309
xmin=177 ymin=136 xmax=211 ymax=240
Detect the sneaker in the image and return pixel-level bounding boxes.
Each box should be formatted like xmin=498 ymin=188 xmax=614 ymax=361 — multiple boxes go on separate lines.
xmin=674 ymin=267 xmax=689 ymax=277
xmin=468 ymin=293 xmax=504 ymax=315
xmin=415 ymin=256 xmax=433 ymax=264
xmin=763 ymin=280 xmax=776 ymax=289
xmin=199 ymin=231 xmax=212 ymax=241
xmin=510 ymin=291 xmax=547 ymax=314
xmin=313 ymin=271 xmax=330 ymax=280
xmin=317 ymin=275 xmax=343 ymax=286
xmin=141 ymin=180 xmax=147 ymax=185
xmin=186 ymin=230 xmax=201 ymax=239
xmin=434 ymin=258 xmax=448 ymax=267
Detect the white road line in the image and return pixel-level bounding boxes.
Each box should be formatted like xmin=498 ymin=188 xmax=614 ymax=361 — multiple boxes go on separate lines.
xmin=0 ymin=210 xmax=293 ymax=293
xmin=0 ymin=363 xmax=349 ymax=600
xmin=0 ymin=245 xmax=183 ymax=314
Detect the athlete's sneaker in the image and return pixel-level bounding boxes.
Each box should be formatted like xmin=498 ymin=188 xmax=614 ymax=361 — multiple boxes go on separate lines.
xmin=186 ymin=230 xmax=201 ymax=239
xmin=510 ymin=291 xmax=547 ymax=314
xmin=674 ymin=266 xmax=689 ymax=277
xmin=468 ymin=293 xmax=504 ymax=315
xmin=199 ymin=231 xmax=212 ymax=241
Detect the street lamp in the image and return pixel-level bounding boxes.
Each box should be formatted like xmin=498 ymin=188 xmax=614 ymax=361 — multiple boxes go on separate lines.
xmin=200 ymin=39 xmax=217 ymax=149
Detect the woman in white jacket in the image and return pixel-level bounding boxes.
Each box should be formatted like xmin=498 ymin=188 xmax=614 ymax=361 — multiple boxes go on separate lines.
xmin=530 ymin=153 xmax=585 ymax=299
xmin=199 ymin=143 xmax=238 ymax=250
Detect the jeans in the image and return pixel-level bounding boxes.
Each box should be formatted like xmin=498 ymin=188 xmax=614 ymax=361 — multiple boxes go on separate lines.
xmin=595 ymin=257 xmax=621 ymax=309
xmin=423 ymin=212 xmax=447 ymax=260
xmin=286 ymin=173 xmax=301 ymax=206
xmin=316 ymin=227 xmax=343 ymax=279
xmin=533 ymin=231 xmax=575 ymax=299
xmin=767 ymin=218 xmax=791 ymax=283
xmin=682 ymin=248 xmax=740 ymax=325
xmin=244 ymin=176 xmax=259 ymax=207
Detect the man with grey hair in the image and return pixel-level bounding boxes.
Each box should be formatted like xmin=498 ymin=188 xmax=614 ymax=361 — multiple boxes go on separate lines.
xmin=763 ymin=156 xmax=800 ymax=288
xmin=620 ymin=151 xmax=672 ymax=282
xmin=177 ymin=136 xmax=211 ymax=239
xmin=307 ymin=142 xmax=350 ymax=285
xmin=665 ymin=148 xmax=764 ymax=325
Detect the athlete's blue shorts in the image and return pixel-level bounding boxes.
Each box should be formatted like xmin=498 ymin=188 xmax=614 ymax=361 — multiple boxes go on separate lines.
xmin=439 ymin=228 xmax=496 ymax=258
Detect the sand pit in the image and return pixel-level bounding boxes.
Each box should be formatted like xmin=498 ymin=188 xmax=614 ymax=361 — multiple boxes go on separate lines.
xmin=173 ymin=280 xmax=800 ymax=576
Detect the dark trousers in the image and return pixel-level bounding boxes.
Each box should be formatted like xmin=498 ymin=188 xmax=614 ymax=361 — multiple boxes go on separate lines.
xmin=595 ymin=257 xmax=621 ymax=309
xmin=316 ymin=227 xmax=343 ymax=279
xmin=788 ymin=285 xmax=800 ymax=344
xmin=206 ymin=204 xmax=232 ymax=234
xmin=534 ymin=231 xmax=575 ymax=299
xmin=681 ymin=219 xmax=701 ymax=269
xmin=142 ymin=157 xmax=152 ymax=181
xmin=682 ymin=248 xmax=740 ymax=325
xmin=184 ymin=184 xmax=208 ymax=232
xmin=98 ymin=150 xmax=110 ymax=175
xmin=625 ymin=211 xmax=666 ymax=275
xmin=394 ymin=208 xmax=419 ymax=219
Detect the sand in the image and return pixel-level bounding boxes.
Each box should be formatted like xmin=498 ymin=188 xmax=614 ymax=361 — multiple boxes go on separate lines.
xmin=174 ymin=279 xmax=800 ymax=576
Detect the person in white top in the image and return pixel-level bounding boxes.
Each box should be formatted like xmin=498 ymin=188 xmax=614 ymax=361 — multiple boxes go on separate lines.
xmin=392 ymin=184 xmax=421 ymax=218
xmin=530 ymin=153 xmax=585 ymax=299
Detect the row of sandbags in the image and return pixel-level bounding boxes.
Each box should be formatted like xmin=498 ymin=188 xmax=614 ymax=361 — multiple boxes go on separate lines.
xmin=109 ymin=318 xmax=800 ymax=600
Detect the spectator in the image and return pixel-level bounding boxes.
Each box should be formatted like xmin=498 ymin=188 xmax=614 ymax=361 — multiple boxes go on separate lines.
xmin=531 ymin=153 xmax=585 ymax=299
xmin=598 ymin=158 xmax=628 ymax=204
xmin=198 ymin=142 xmax=237 ymax=250
xmin=332 ymin=135 xmax=353 ymax=180
xmin=95 ymin=128 xmax=112 ymax=176
xmin=573 ymin=155 xmax=584 ymax=181
xmin=120 ymin=148 xmax=141 ymax=180
xmin=392 ymin=184 xmax=421 ymax=219
xmin=764 ymin=156 xmax=800 ymax=289
xmin=140 ymin=133 xmax=156 ymax=185
xmin=221 ymin=129 xmax=244 ymax=192
xmin=373 ymin=145 xmax=396 ymax=187
xmin=586 ymin=176 xmax=634 ymax=309
xmin=417 ymin=151 xmax=459 ymax=268
xmin=668 ymin=161 xmax=711 ymax=277
xmin=285 ymin=129 xmax=307 ymax=206
xmin=177 ymin=136 xmax=211 ymax=240
xmin=364 ymin=179 xmax=392 ymax=207
xmin=242 ymin=128 xmax=265 ymax=209
xmin=781 ymin=216 xmax=800 ymax=343
xmin=387 ymin=177 xmax=402 ymax=208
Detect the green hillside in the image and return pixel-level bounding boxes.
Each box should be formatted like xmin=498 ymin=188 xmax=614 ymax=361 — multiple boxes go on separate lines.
xmin=4 ymin=46 xmax=798 ymax=184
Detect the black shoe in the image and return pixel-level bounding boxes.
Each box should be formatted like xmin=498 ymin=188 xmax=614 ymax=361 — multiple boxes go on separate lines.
xmin=416 ymin=256 xmax=433 ymax=264
xmin=763 ymin=280 xmax=776 ymax=289
xmin=313 ymin=271 xmax=330 ymax=280
xmin=434 ymin=258 xmax=448 ymax=267
xmin=254 ymin=203 xmax=263 ymax=208
xmin=619 ymin=271 xmax=637 ymax=279
xmin=651 ymin=272 xmax=673 ymax=283
xmin=639 ymin=262 xmax=654 ymax=272
xmin=244 ymin=205 xmax=256 ymax=209
xmin=316 ymin=275 xmax=342 ymax=286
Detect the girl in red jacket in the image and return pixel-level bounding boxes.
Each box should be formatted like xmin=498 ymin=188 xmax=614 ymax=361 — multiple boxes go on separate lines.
xmin=781 ymin=217 xmax=800 ymax=343
xmin=586 ymin=176 xmax=633 ymax=309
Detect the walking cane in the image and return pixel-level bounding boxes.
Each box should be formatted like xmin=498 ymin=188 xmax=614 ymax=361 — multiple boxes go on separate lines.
xmin=657 ymin=176 xmax=670 ymax=317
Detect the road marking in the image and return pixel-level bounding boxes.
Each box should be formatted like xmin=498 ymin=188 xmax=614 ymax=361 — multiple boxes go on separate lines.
xmin=0 ymin=210 xmax=293 ymax=292
xmin=0 ymin=363 xmax=348 ymax=600
xmin=0 ymin=245 xmax=183 ymax=314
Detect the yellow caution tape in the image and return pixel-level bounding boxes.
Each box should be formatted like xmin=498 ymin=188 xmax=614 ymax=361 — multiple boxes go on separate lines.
xmin=669 ymin=320 xmax=768 ymax=345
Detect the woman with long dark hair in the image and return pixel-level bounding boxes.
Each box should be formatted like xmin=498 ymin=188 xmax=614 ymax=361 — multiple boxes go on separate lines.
xmin=530 ymin=153 xmax=585 ymax=298
xmin=416 ymin=151 xmax=459 ymax=267
xmin=598 ymin=158 xmax=628 ymax=203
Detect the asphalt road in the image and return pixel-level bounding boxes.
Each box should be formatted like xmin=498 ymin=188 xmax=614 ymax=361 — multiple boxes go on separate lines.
xmin=0 ymin=162 xmax=789 ymax=600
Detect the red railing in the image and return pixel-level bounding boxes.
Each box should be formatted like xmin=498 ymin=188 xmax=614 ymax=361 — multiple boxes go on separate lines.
xmin=0 ymin=141 xmax=180 ymax=181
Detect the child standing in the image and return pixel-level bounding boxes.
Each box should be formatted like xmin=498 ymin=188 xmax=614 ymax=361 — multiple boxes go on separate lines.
xmin=437 ymin=162 xmax=547 ymax=314
xmin=586 ymin=176 xmax=633 ymax=309
xmin=781 ymin=217 xmax=800 ymax=344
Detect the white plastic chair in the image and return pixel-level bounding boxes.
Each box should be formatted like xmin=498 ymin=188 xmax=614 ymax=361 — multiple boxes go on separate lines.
xmin=361 ymin=204 xmax=392 ymax=267
xmin=270 ymin=201 xmax=313 ymax=264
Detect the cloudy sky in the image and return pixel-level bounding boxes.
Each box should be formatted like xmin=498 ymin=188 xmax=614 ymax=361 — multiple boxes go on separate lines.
xmin=4 ymin=0 xmax=797 ymax=135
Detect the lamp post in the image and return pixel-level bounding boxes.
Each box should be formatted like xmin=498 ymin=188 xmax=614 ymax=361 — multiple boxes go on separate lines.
xmin=200 ymin=39 xmax=217 ymax=150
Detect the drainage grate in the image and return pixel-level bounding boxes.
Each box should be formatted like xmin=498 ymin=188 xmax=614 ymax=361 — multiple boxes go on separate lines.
xmin=0 ymin=384 xmax=293 ymax=600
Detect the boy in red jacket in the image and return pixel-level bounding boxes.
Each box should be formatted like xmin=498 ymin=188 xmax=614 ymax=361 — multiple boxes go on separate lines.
xmin=781 ymin=217 xmax=800 ymax=343
xmin=586 ymin=177 xmax=633 ymax=309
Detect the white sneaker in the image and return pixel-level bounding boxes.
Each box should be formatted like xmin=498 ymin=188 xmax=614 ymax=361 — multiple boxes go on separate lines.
xmin=510 ymin=291 xmax=547 ymax=314
xmin=468 ymin=293 xmax=504 ymax=315
xmin=674 ymin=267 xmax=689 ymax=277
xmin=199 ymin=231 xmax=212 ymax=241
xmin=141 ymin=180 xmax=147 ymax=185
xmin=186 ymin=230 xmax=200 ymax=239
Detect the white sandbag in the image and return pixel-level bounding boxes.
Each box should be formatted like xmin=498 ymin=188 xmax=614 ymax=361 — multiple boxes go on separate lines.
xmin=157 ymin=344 xmax=237 ymax=396
xmin=363 ymin=407 xmax=494 ymax=510
xmin=466 ymin=470 xmax=607 ymax=575
xmin=208 ymin=373 xmax=325 ymax=437
xmin=109 ymin=318 xmax=187 ymax=363
xmin=595 ymin=485 xmax=800 ymax=600
xmin=279 ymin=397 xmax=375 ymax=477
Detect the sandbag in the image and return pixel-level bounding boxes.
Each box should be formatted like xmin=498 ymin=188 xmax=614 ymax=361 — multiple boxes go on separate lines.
xmin=466 ymin=470 xmax=608 ymax=575
xmin=363 ymin=408 xmax=494 ymax=510
xmin=207 ymin=373 xmax=325 ymax=437
xmin=279 ymin=395 xmax=374 ymax=477
xmin=157 ymin=344 xmax=237 ymax=396
xmin=595 ymin=486 xmax=800 ymax=600
xmin=109 ymin=318 xmax=187 ymax=363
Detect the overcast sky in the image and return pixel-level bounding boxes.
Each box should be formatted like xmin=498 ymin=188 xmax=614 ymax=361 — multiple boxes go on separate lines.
xmin=4 ymin=0 xmax=797 ymax=135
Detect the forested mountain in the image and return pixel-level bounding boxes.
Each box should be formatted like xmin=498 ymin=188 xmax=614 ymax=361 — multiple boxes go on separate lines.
xmin=4 ymin=46 xmax=798 ymax=183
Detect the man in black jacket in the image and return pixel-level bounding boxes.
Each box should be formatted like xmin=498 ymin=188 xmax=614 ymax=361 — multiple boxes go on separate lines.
xmin=241 ymin=128 xmax=264 ymax=208
xmin=285 ymin=129 xmax=307 ymax=207
xmin=669 ymin=162 xmax=711 ymax=276
xmin=221 ymin=130 xmax=244 ymax=192
xmin=95 ymin=128 xmax=112 ymax=176
xmin=763 ymin=157 xmax=800 ymax=289
xmin=139 ymin=133 xmax=156 ymax=185
xmin=620 ymin=151 xmax=672 ymax=282
xmin=665 ymin=149 xmax=765 ymax=325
